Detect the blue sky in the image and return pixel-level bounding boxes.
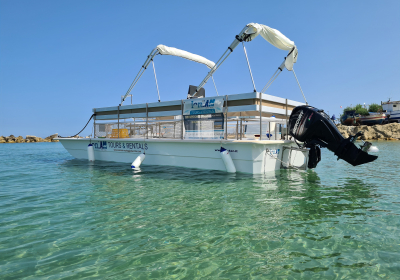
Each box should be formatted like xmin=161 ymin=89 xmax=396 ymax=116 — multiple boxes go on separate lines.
xmin=1 ymin=0 xmax=399 ymax=137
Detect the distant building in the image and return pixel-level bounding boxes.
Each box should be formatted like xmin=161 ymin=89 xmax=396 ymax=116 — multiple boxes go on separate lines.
xmin=382 ymin=99 xmax=400 ymax=123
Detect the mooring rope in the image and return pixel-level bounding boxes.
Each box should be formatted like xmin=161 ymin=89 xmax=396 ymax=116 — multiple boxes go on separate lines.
xmin=59 ymin=114 xmax=95 ymax=138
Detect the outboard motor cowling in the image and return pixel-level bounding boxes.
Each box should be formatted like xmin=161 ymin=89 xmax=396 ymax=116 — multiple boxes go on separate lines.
xmin=289 ymin=105 xmax=377 ymax=167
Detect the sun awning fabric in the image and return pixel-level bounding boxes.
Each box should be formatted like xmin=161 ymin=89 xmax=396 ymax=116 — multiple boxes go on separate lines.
xmin=156 ymin=45 xmax=215 ymax=69
xmin=245 ymin=23 xmax=298 ymax=71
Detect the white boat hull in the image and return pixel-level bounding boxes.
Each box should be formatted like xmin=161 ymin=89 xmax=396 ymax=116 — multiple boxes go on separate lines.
xmin=58 ymin=138 xmax=306 ymax=174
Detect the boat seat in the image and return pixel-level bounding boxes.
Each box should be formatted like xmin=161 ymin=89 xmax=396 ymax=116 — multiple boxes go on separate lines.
xmin=187 ymin=85 xmax=205 ymax=99
xmin=110 ymin=129 xmax=129 ymax=138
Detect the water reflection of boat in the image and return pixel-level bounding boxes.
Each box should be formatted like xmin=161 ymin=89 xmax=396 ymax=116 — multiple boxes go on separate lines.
xmin=359 ymin=113 xmax=386 ymax=125
xmin=340 ymin=110 xmax=360 ymax=126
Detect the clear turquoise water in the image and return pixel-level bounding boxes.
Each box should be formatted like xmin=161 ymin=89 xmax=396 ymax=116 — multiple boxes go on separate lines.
xmin=0 ymin=142 xmax=399 ymax=279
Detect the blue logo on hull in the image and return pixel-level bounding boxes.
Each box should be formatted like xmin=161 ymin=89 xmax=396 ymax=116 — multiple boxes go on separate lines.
xmin=94 ymin=141 xmax=107 ymax=150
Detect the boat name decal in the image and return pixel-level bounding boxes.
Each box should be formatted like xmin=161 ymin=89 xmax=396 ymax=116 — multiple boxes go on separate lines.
xmin=183 ymin=96 xmax=225 ymax=115
xmin=94 ymin=141 xmax=107 ymax=150
xmin=191 ymin=99 xmax=215 ymax=109
xmin=94 ymin=141 xmax=148 ymax=151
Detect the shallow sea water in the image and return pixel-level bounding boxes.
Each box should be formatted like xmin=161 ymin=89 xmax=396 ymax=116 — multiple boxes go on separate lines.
xmin=0 ymin=142 xmax=399 ymax=279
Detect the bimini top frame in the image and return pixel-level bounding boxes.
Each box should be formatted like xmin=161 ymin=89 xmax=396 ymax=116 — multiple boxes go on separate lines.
xmin=95 ymin=92 xmax=304 ymax=121
xmin=121 ymin=44 xmax=216 ymax=105
xmin=189 ymin=23 xmax=299 ymax=99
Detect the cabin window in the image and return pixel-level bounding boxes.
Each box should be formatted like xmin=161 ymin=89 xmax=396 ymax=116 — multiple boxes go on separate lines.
xmin=184 ymin=113 xmax=224 ymax=139
xmin=393 ymin=105 xmax=397 ymax=107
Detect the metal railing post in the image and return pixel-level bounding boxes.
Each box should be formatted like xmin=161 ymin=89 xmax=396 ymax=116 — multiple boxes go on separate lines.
xmin=225 ymin=95 xmax=228 ymax=140
xmin=146 ymin=103 xmax=148 ymax=139
xmin=181 ymin=100 xmax=184 ymax=139
xmin=93 ymin=110 xmax=96 ymax=138
xmin=236 ymin=119 xmax=238 ymax=140
xmin=259 ymin=92 xmax=262 ymax=141
xmin=285 ymin=99 xmax=288 ymax=140
xmin=268 ymin=121 xmax=271 ymax=140
xmin=117 ymin=106 xmax=120 ymax=138
xmin=240 ymin=112 xmax=243 ymax=140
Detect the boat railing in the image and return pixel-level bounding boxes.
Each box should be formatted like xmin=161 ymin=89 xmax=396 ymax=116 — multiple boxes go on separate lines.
xmin=94 ymin=116 xmax=288 ymax=141
xmin=92 ymin=92 xmax=305 ymax=141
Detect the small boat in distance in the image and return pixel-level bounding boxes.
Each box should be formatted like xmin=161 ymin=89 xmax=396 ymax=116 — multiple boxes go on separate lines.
xmin=340 ymin=110 xmax=360 ymax=126
xmin=360 ymin=113 xmax=386 ymax=126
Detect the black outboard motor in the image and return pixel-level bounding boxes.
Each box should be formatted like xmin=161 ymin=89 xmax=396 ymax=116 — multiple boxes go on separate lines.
xmin=289 ymin=105 xmax=378 ymax=168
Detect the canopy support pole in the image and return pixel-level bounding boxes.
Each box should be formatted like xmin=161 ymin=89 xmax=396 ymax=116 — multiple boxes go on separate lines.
xmin=190 ymin=49 xmax=233 ymax=98
xmin=151 ymin=60 xmax=161 ymax=102
xmin=242 ymin=42 xmax=257 ymax=92
xmin=211 ymin=75 xmax=219 ymax=96
xmin=292 ymin=69 xmax=308 ymax=105
xmin=121 ymin=48 xmax=159 ymax=105
xmin=260 ymin=60 xmax=285 ymax=94
xmin=189 ymin=23 xmax=297 ymax=98
xmin=190 ymin=26 xmax=251 ymax=98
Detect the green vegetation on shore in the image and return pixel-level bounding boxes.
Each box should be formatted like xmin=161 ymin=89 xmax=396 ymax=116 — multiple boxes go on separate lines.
xmin=342 ymin=103 xmax=382 ymax=116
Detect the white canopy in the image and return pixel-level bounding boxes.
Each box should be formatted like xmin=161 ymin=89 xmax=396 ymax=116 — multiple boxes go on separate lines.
xmin=245 ymin=23 xmax=298 ymax=70
xmin=156 ymin=45 xmax=215 ymax=69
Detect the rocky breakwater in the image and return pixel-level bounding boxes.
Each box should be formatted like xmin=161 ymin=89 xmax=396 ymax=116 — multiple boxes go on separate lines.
xmin=337 ymin=123 xmax=400 ymax=140
xmin=0 ymin=134 xmax=59 ymax=143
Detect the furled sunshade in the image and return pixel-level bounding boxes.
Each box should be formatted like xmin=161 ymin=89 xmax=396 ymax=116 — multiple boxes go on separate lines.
xmin=156 ymin=45 xmax=215 ymax=69
xmin=245 ymin=23 xmax=298 ymax=71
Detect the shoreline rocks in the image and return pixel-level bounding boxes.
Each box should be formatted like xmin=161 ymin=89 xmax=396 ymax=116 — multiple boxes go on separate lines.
xmin=0 ymin=134 xmax=59 ymax=143
xmin=336 ymin=123 xmax=400 ymax=140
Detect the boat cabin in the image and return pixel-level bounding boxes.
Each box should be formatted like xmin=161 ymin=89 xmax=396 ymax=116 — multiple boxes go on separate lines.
xmin=92 ymin=91 xmax=305 ymax=141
